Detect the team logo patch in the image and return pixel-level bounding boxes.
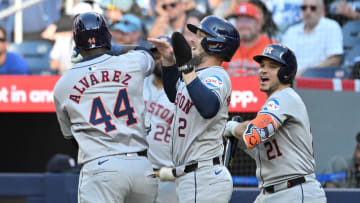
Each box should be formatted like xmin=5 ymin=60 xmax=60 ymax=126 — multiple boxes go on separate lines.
xmin=204 ymin=75 xmax=223 ymax=88
xmin=263 ymin=98 xmax=280 ymax=111
xmin=263 ymin=46 xmax=274 ymax=55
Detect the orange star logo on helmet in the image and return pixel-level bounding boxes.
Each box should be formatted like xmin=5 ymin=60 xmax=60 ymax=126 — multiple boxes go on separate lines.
xmin=263 ymin=47 xmax=274 ymax=55
xmin=88 ymin=38 xmax=96 ymax=44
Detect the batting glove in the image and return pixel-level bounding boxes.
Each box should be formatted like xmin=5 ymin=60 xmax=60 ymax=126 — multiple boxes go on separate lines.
xmin=178 ymin=61 xmax=195 ymax=74
xmin=71 ymin=47 xmax=83 ymax=63
xmin=156 ymin=167 xmax=176 ymax=181
xmin=224 ymin=121 xmax=239 ymax=139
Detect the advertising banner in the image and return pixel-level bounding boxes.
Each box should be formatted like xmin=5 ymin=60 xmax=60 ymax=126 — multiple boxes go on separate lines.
xmin=3 ymin=76 xmax=354 ymax=113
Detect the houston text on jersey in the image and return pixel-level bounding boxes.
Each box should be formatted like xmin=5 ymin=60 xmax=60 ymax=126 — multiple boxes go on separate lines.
xmin=145 ymin=100 xmax=174 ymax=124
xmin=174 ymin=92 xmax=194 ymax=114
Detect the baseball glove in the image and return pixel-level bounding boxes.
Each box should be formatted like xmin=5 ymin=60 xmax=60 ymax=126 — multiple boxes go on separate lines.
xmin=171 ymin=32 xmax=194 ymax=74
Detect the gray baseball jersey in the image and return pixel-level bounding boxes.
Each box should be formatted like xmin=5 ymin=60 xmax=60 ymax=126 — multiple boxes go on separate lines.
xmin=171 ymin=66 xmax=231 ymax=166
xmin=144 ymin=75 xmax=178 ymax=203
xmin=143 ymin=75 xmax=175 ymax=169
xmin=54 ymin=50 xmax=154 ymax=164
xmin=245 ymin=87 xmax=316 ymax=188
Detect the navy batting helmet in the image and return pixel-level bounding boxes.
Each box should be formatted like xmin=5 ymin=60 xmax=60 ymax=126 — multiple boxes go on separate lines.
xmin=73 ymin=12 xmax=111 ymax=50
xmin=187 ymin=15 xmax=240 ymax=62
xmin=253 ymin=44 xmax=297 ymax=84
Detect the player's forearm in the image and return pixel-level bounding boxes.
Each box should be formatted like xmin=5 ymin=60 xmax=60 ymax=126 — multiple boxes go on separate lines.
xmin=233 ymin=121 xmax=249 ymax=142
xmin=108 ymin=45 xmax=146 ymax=55
xmin=182 ymin=71 xmax=197 ymax=84
xmin=162 ymin=64 xmax=179 ymax=103
xmin=234 ymin=114 xmax=279 ymax=149
xmin=118 ymin=45 xmax=137 ymax=53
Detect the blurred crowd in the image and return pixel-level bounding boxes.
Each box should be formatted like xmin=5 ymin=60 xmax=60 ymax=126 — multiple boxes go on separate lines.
xmin=323 ymin=132 xmax=360 ymax=188
xmin=0 ymin=0 xmax=359 ymax=77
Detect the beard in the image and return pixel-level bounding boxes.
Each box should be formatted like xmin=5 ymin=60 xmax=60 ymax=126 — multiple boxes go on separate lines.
xmin=153 ymin=65 xmax=162 ymax=79
xmin=240 ymin=31 xmax=258 ymax=42
xmin=190 ymin=52 xmax=207 ymax=67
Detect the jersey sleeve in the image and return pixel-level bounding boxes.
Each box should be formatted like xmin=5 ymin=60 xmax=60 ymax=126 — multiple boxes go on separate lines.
xmin=199 ymin=67 xmax=231 ymax=105
xmin=258 ymin=97 xmax=288 ymax=127
xmin=127 ymin=50 xmax=155 ymax=76
xmin=53 ymin=86 xmax=73 ymax=139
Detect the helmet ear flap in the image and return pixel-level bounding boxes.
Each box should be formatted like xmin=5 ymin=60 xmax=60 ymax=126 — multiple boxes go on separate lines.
xmin=200 ymin=38 xmax=209 ymax=54
xmin=278 ymin=65 xmax=289 ymax=84
xmin=200 ymin=35 xmax=232 ymax=61
xmin=278 ymin=65 xmax=295 ymax=84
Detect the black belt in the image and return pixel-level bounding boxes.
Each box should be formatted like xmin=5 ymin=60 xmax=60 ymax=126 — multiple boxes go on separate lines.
xmin=184 ymin=157 xmax=220 ymax=173
xmin=264 ymin=177 xmax=306 ymax=193
xmin=137 ymin=150 xmax=147 ymax=157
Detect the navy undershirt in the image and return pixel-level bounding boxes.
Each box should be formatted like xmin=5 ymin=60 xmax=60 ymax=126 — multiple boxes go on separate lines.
xmin=162 ymin=65 xmax=220 ymax=119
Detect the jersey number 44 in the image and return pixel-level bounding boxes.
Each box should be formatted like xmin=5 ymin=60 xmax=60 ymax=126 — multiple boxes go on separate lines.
xmin=89 ymin=88 xmax=137 ymax=132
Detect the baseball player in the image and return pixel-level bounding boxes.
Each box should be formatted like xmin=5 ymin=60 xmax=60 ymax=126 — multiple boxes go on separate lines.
xmin=144 ymin=36 xmax=178 ymax=203
xmin=53 ymin=12 xmax=157 ymax=203
xmin=224 ymin=44 xmax=327 ymax=202
xmin=148 ymin=16 xmax=240 ymax=203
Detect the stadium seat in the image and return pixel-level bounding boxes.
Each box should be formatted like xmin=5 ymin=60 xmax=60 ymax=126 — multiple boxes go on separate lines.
xmin=343 ymin=44 xmax=360 ymax=67
xmin=8 ymin=41 xmax=54 ymax=75
xmin=342 ymin=20 xmax=360 ymax=52
xmin=301 ymin=67 xmax=350 ymax=79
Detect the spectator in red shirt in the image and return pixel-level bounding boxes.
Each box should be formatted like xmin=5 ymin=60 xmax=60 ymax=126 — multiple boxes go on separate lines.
xmin=223 ymin=2 xmax=277 ymax=76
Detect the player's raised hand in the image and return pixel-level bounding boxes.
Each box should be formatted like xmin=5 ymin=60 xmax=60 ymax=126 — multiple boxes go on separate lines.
xmin=148 ymin=37 xmax=175 ymax=66
xmin=71 ymin=47 xmax=83 ymax=63
xmin=171 ymin=32 xmax=194 ymax=74
xmin=156 ymin=167 xmax=176 ymax=181
xmin=224 ymin=121 xmax=239 ymax=139
xmin=224 ymin=116 xmax=244 ymax=139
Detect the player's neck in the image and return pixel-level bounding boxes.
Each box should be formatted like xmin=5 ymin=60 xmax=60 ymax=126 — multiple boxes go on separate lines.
xmin=80 ymin=48 xmax=108 ymax=59
xmin=266 ymin=84 xmax=290 ymax=98
xmin=196 ymin=56 xmax=222 ymax=70
xmin=152 ymin=76 xmax=163 ymax=89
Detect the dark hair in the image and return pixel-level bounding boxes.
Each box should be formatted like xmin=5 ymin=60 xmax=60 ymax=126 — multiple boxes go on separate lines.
xmin=357 ymin=132 xmax=360 ymax=143
xmin=186 ymin=9 xmax=206 ymax=21
xmin=0 ymin=26 xmax=7 ymax=41
xmin=183 ymin=9 xmax=206 ymax=34
xmin=250 ymin=0 xmax=278 ymax=40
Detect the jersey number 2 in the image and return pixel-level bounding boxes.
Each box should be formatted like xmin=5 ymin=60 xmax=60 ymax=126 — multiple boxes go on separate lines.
xmin=89 ymin=88 xmax=137 ymax=132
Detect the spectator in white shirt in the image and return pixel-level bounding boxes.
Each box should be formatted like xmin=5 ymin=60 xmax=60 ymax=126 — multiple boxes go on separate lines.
xmin=282 ymin=0 xmax=343 ymax=77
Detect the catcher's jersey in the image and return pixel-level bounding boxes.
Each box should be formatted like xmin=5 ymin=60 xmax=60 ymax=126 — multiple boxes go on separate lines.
xmin=143 ymin=75 xmax=175 ymax=169
xmin=171 ymin=66 xmax=231 ymax=166
xmin=245 ymin=87 xmax=315 ymax=188
xmin=54 ymin=50 xmax=154 ymax=164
